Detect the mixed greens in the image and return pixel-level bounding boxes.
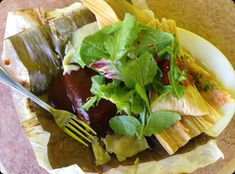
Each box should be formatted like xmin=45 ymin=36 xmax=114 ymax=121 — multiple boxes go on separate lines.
xmin=74 ymin=14 xmax=186 ymax=139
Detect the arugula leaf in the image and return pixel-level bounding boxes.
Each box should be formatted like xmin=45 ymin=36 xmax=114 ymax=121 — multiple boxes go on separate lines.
xmin=143 ymin=111 xmax=181 ymax=136
xmin=86 ymin=76 xmax=136 ymax=114
xmin=73 ymin=48 xmax=86 ymax=68
xmin=81 ymin=75 xmax=105 ymax=111
xmin=99 ymin=22 xmax=122 ymax=35
xmin=158 ymin=42 xmax=185 ymax=99
xmin=168 ymin=61 xmax=185 ymax=98
xmin=135 ymin=83 xmax=150 ymax=112
xmin=152 ymin=77 xmax=172 ymax=102
xmin=109 ymin=116 xmax=142 ymax=137
xmin=178 ymin=68 xmax=187 ymax=82
xmin=130 ymin=92 xmax=144 ymax=114
xmin=138 ymin=111 xmax=147 ymax=138
xmin=122 ymin=52 xmax=158 ymax=88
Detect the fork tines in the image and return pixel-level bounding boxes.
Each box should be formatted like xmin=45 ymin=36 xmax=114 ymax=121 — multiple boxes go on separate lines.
xmin=65 ymin=117 xmax=96 ymax=146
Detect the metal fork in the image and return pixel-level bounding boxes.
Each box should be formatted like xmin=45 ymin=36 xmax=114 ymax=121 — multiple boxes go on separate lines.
xmin=0 ymin=66 xmax=96 ymax=146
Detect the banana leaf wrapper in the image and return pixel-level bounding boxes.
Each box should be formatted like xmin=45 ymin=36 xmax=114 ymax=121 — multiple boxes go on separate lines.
xmin=2 ymin=3 xmax=95 ymax=93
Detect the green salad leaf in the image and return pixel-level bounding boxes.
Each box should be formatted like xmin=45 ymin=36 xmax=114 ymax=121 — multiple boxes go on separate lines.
xmin=122 ymin=52 xmax=157 ymax=88
xmin=134 ymin=27 xmax=174 ymax=56
xmin=104 ymin=13 xmax=138 ymax=61
xmin=84 ymin=75 xmax=137 ymax=114
xmin=79 ymin=32 xmax=110 ymax=65
xmin=109 ymin=111 xmax=181 ymax=138
xmin=109 ymin=116 xmax=142 ymax=137
xmin=82 ymin=95 xmax=100 ymax=110
xmin=90 ymin=75 xmax=106 ymax=94
xmin=143 ymin=111 xmax=181 ymax=136
xmin=135 ymin=84 xmax=150 ymax=112
xmin=158 ymin=43 xmax=186 ymax=99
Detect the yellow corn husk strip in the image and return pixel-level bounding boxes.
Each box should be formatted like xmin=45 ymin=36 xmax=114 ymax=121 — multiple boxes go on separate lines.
xmin=80 ymin=0 xmax=119 ymax=28
xmin=165 ymin=121 xmax=191 ymax=147
xmin=201 ymin=88 xmax=233 ymax=109
xmin=105 ymin=0 xmax=152 ymax=23
xmin=180 ymin=117 xmax=202 ymax=137
xmin=156 ymin=121 xmax=191 ymax=155
xmin=156 ymin=129 xmax=179 ymax=155
xmin=156 ymin=120 xmax=203 ymax=155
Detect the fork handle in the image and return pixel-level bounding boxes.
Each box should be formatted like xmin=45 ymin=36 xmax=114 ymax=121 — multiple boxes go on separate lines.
xmin=0 ymin=66 xmax=55 ymax=113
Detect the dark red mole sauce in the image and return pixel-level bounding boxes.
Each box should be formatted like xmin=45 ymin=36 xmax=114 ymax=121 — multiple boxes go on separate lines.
xmin=48 ymin=68 xmax=117 ymax=137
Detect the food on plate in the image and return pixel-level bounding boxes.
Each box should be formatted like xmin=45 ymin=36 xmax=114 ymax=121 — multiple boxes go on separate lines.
xmin=1 ymin=0 xmax=235 ymax=173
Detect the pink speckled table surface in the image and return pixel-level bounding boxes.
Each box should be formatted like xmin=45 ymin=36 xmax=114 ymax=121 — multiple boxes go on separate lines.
xmin=0 ymin=0 xmax=235 ymax=174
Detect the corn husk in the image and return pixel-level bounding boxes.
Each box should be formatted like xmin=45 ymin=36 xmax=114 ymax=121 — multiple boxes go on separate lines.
xmin=152 ymin=85 xmax=222 ymax=154
xmin=105 ymin=0 xmax=152 ymax=23
xmin=80 ymin=0 xmax=119 ymax=28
